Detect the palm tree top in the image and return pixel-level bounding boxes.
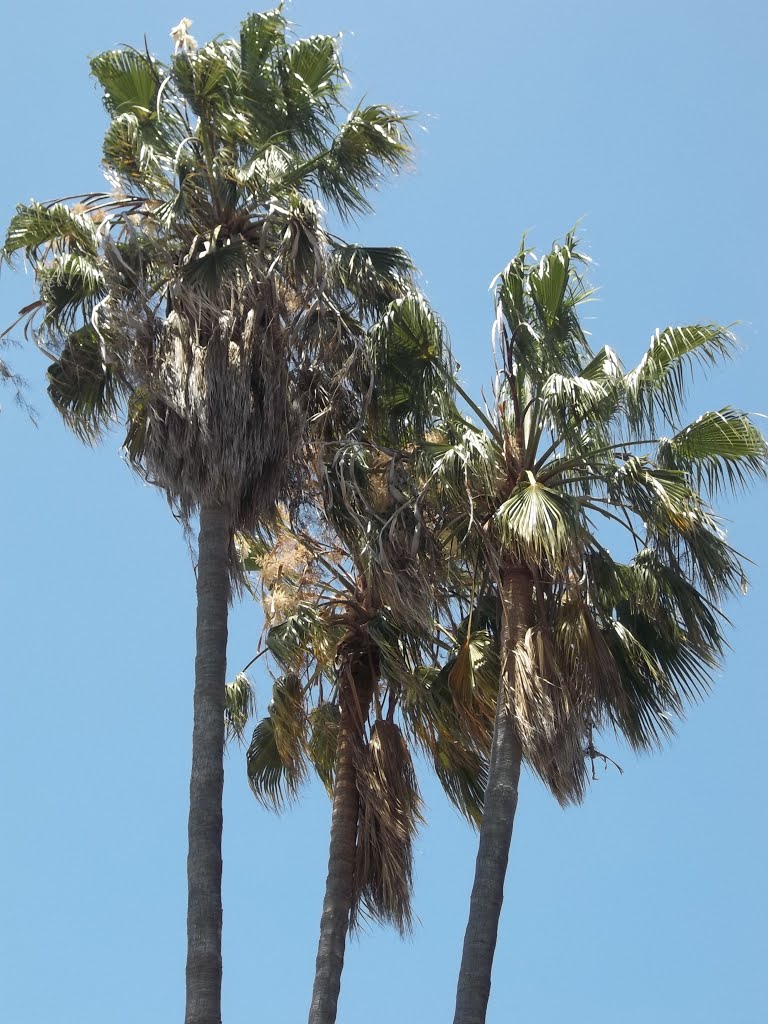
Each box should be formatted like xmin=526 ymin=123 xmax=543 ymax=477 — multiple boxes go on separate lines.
xmin=2 ymin=8 xmax=418 ymax=532
xmin=428 ymin=231 xmax=767 ymax=804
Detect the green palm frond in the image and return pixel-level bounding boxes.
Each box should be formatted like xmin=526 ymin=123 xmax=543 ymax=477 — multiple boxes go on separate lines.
xmin=269 ymin=673 xmax=308 ymax=767
xmin=495 ymin=232 xmax=593 ymax=385
xmin=177 ymin=236 xmax=252 ymax=295
xmin=431 ymin=737 xmax=488 ymax=827
xmin=37 ymin=254 xmax=106 ymax=333
xmin=656 ymin=509 xmax=743 ymax=601
xmin=496 ymin=473 xmax=583 ymax=567
xmin=102 ymin=113 xmax=175 ymax=196
xmin=445 ymin=629 xmax=498 ymax=745
xmin=266 ymin=606 xmax=334 ymax=672
xmin=599 ymin=618 xmax=682 ymax=749
xmin=624 ymin=324 xmax=736 ymax=432
xmin=279 ymin=34 xmax=345 ymax=145
xmin=605 ymin=458 xmax=695 ymax=529
xmin=367 ymin=293 xmax=451 ymax=438
xmin=538 ymin=371 xmax=619 ymax=454
xmin=246 ymin=713 xmax=306 ymax=811
xmin=46 ymin=326 xmax=124 ymax=441
xmin=225 ymin=672 xmax=256 ymax=745
xmin=657 ymin=408 xmax=768 ymax=497
xmin=399 ymin=655 xmax=492 ymax=824
xmin=330 ymin=244 xmax=415 ymax=319
xmin=3 ymin=202 xmax=99 ymax=263
xmin=238 ymin=9 xmax=287 ymax=130
xmin=246 ymin=672 xmax=309 ymax=810
xmin=306 ymin=702 xmax=341 ymax=795
xmin=172 ymin=41 xmax=240 ymax=117
xmin=90 ymin=48 xmax=162 ymax=119
xmin=240 ymin=8 xmax=286 ymax=69
xmin=428 ymin=426 xmax=505 ymax=528
xmin=579 ymin=344 xmax=624 ymax=382
xmin=281 ymin=33 xmax=343 ymax=101
xmin=316 ymin=104 xmax=411 ymax=218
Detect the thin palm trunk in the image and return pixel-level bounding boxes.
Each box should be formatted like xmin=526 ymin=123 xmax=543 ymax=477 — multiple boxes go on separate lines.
xmin=308 ymin=643 xmax=376 ymax=1024
xmin=186 ymin=503 xmax=230 ymax=1024
xmin=453 ymin=567 xmax=533 ymax=1024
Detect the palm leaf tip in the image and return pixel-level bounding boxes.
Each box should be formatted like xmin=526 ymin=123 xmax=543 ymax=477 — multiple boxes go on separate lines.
xmin=625 ymin=324 xmax=737 ymax=432
xmin=658 ymin=408 xmax=768 ymax=497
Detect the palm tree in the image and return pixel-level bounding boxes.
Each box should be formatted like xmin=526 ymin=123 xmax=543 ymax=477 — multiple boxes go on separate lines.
xmin=235 ymin=295 xmax=494 ymax=1024
xmin=425 ymin=233 xmax=768 ymax=1024
xmin=2 ymin=11 xmax=416 ymax=1023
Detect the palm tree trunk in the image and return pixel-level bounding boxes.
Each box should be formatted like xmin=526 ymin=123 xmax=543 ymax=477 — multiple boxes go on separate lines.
xmin=453 ymin=567 xmax=533 ymax=1024
xmin=185 ymin=503 xmax=230 ymax=1024
xmin=308 ymin=641 xmax=376 ymax=1024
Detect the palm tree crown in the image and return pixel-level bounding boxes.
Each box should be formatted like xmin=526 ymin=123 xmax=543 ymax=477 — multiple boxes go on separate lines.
xmin=2 ymin=7 xmax=414 ymax=527
xmin=434 ymin=231 xmax=766 ymax=801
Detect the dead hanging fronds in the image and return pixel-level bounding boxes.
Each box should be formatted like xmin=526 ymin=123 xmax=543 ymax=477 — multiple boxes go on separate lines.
xmin=351 ymin=719 xmax=423 ymax=935
xmin=96 ymin=206 xmax=381 ymax=544
xmin=315 ymin=440 xmax=445 ymax=635
xmin=507 ymin=626 xmax=591 ymax=805
xmin=114 ymin=272 xmax=302 ymax=533
xmin=447 ymin=628 xmax=499 ymax=751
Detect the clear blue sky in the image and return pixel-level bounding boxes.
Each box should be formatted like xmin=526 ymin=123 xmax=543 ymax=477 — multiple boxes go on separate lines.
xmin=2 ymin=2 xmax=767 ymax=1022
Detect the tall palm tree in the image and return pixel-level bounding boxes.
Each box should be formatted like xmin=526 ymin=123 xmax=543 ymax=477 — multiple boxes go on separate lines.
xmin=235 ymin=295 xmax=495 ymax=1024
xmin=2 ymin=11 xmax=415 ymax=1023
xmin=426 ymin=233 xmax=768 ymax=1024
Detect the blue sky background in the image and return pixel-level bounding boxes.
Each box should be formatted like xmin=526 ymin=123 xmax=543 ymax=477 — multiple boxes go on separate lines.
xmin=1 ymin=2 xmax=767 ymax=1022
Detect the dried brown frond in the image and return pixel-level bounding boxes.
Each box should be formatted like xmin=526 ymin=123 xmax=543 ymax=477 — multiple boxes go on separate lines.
xmin=368 ymin=465 xmax=393 ymax=514
xmin=507 ymin=627 xmax=591 ymax=805
xmin=351 ymin=719 xmax=423 ymax=935
xmin=424 ymin=429 xmax=448 ymax=445
xmin=260 ymin=537 xmax=314 ymax=589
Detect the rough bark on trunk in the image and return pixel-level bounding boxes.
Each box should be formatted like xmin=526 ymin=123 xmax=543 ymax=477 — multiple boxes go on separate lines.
xmin=308 ymin=638 xmax=376 ymax=1024
xmin=453 ymin=567 xmax=533 ymax=1024
xmin=185 ymin=503 xmax=230 ymax=1024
